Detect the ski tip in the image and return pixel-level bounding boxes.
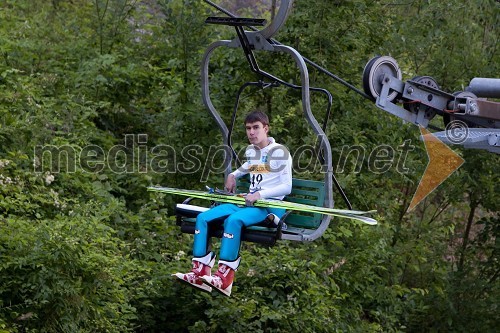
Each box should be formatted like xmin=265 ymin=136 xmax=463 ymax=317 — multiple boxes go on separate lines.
xmin=345 ymin=215 xmax=378 ymax=225
xmin=357 ymin=215 xmax=378 ymax=225
xmin=364 ymin=219 xmax=378 ymax=225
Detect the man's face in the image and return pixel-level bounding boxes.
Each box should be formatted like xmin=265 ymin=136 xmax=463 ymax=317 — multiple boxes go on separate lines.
xmin=245 ymin=121 xmax=269 ymax=148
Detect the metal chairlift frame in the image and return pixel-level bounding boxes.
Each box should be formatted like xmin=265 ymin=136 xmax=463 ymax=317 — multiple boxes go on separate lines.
xmin=197 ymin=0 xmax=335 ymax=242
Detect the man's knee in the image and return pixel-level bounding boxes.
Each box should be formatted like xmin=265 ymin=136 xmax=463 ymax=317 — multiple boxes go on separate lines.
xmin=224 ymin=215 xmax=244 ymax=232
xmin=197 ymin=210 xmax=209 ymax=221
xmin=195 ymin=215 xmax=208 ymax=233
xmin=222 ymin=217 xmax=242 ymax=242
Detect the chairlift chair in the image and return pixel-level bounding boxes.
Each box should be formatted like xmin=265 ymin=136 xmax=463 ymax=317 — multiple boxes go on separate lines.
xmin=175 ymin=0 xmax=350 ymax=245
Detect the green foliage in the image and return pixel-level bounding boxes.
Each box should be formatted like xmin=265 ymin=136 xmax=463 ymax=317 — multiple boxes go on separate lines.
xmin=0 ymin=214 xmax=133 ymax=331
xmin=0 ymin=0 xmax=498 ymax=331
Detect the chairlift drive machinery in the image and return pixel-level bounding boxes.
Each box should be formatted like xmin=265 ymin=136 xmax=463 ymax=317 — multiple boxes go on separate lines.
xmin=362 ymin=56 xmax=500 ymax=154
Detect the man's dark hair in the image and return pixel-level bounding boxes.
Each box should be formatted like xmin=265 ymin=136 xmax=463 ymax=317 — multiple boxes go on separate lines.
xmin=244 ymin=111 xmax=269 ymax=126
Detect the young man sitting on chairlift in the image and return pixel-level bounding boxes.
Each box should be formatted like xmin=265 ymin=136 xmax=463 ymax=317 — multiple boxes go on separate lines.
xmin=173 ymin=111 xmax=293 ymax=296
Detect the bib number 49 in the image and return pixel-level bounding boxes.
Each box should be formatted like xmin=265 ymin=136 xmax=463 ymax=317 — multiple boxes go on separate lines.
xmin=250 ymin=174 xmax=263 ymax=187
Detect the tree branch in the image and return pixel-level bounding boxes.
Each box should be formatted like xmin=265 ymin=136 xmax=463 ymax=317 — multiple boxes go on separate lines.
xmin=458 ymin=197 xmax=478 ymax=272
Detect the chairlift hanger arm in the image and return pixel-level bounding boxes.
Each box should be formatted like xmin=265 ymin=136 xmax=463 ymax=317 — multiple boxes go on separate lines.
xmin=232 ymin=34 xmax=336 ymax=131
xmin=203 ymin=0 xmax=372 ymax=101
xmin=207 ymin=7 xmax=336 ymax=126
xmin=235 ymin=25 xmax=261 ymax=74
xmin=225 ymin=25 xmax=336 ymax=151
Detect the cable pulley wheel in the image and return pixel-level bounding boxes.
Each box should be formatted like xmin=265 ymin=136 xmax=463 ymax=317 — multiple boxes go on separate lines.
xmin=404 ymin=76 xmax=440 ymax=120
xmin=409 ymin=76 xmax=440 ymax=90
xmin=362 ymin=56 xmax=402 ymax=102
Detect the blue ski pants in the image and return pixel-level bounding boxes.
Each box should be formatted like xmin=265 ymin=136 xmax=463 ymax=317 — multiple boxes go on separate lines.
xmin=193 ymin=204 xmax=285 ymax=261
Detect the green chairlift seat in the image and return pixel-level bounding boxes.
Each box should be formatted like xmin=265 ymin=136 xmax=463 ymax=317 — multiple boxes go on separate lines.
xmin=175 ymin=177 xmax=326 ymax=246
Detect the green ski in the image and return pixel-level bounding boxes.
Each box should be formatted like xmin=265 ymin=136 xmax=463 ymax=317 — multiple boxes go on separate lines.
xmin=147 ymin=186 xmax=378 ymax=225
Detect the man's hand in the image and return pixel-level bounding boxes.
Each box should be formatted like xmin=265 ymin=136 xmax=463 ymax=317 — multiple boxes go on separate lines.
xmin=245 ymin=192 xmax=261 ymax=206
xmin=225 ymin=174 xmax=236 ymax=193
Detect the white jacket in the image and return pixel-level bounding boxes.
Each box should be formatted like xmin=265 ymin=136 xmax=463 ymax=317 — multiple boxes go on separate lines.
xmin=230 ymin=137 xmax=292 ymax=200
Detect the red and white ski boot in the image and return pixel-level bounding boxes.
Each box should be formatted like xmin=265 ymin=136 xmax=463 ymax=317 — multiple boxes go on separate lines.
xmin=172 ymin=252 xmax=215 ymax=292
xmin=201 ymin=257 xmax=241 ymax=296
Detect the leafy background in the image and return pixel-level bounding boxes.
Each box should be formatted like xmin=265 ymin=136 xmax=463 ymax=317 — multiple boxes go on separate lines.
xmin=0 ymin=0 xmax=498 ymax=332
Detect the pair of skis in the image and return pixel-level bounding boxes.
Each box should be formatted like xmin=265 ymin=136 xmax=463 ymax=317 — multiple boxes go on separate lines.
xmin=147 ymin=186 xmax=377 ymax=225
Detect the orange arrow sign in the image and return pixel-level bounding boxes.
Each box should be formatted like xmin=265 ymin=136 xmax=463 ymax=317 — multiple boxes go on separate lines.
xmin=408 ymin=126 xmax=465 ymax=211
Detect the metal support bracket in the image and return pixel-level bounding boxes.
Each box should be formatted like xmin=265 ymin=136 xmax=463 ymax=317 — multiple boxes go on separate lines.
xmin=376 ymin=75 xmax=430 ymax=127
xmin=431 ymin=128 xmax=500 ymax=154
xmin=228 ymin=31 xmax=275 ymax=51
